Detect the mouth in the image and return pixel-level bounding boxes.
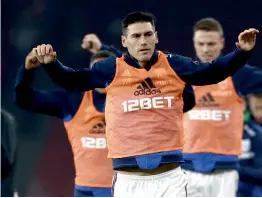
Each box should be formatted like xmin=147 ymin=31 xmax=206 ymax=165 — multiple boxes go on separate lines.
xmin=202 ymin=55 xmax=212 ymax=58
xmin=139 ymin=49 xmax=150 ymax=52
xmin=200 ymin=55 xmax=213 ymax=62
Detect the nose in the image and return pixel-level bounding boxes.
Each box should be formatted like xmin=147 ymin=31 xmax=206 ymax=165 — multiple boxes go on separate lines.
xmin=140 ymin=36 xmax=147 ymax=46
xmin=202 ymin=45 xmax=209 ymax=53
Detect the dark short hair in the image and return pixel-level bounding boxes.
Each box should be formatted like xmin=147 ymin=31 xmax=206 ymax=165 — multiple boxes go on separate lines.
xmin=193 ymin=17 xmax=224 ymax=36
xmin=122 ymin=11 xmax=156 ymax=35
xmin=90 ymin=50 xmax=116 ymax=65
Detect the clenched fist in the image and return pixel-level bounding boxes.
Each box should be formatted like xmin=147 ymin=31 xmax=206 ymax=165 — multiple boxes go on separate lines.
xmin=32 ymin=44 xmax=57 ymax=65
xmin=25 ymin=51 xmax=41 ymax=70
xmin=236 ymin=28 xmax=259 ymax=51
xmin=81 ymin=34 xmax=102 ymax=54
xmin=25 ymin=44 xmax=57 ymax=69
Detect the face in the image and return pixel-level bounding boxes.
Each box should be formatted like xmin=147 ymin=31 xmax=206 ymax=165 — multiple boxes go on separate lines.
xmin=90 ymin=58 xmax=106 ymax=93
xmin=193 ymin=30 xmax=224 ymax=63
xmin=248 ymin=95 xmax=262 ymax=124
xmin=122 ymin=22 xmax=158 ymax=66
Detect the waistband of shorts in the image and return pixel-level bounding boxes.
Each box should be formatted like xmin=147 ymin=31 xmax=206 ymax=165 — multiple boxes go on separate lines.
xmin=116 ymin=166 xmax=182 ymax=181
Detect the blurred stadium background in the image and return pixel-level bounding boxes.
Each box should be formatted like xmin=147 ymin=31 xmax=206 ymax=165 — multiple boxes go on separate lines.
xmin=2 ymin=0 xmax=262 ymax=196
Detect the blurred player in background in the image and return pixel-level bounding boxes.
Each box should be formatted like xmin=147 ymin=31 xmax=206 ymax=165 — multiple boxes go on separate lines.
xmin=238 ymin=93 xmax=262 ymax=197
xmin=182 ymin=17 xmax=262 ymax=197
xmin=30 ymin=12 xmax=257 ymax=197
xmin=14 ymin=50 xmax=115 ymax=197
xmin=1 ymin=108 xmax=18 ymax=197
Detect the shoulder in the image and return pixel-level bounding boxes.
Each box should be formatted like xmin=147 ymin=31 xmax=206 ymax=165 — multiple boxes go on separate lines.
xmin=233 ymin=64 xmax=262 ymax=83
xmin=235 ymin=64 xmax=262 ymax=75
xmin=92 ymin=56 xmax=117 ymax=75
xmin=163 ymin=52 xmax=193 ymax=65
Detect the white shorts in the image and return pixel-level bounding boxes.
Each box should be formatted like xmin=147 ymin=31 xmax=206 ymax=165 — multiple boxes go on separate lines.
xmin=112 ymin=166 xmax=188 ymax=197
xmin=184 ymin=169 xmax=239 ymax=197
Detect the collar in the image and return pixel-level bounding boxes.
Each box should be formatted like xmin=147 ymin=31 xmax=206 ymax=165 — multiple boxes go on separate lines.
xmin=93 ymin=89 xmax=106 ymax=97
xmin=248 ymin=115 xmax=262 ymax=129
xmin=123 ymin=50 xmax=158 ymax=71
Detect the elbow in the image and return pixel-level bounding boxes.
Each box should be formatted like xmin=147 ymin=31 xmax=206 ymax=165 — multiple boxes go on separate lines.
xmin=182 ymin=86 xmax=196 ymax=113
xmin=13 ymin=88 xmax=28 ymax=109
xmin=202 ymin=72 xmax=229 ymax=85
xmin=183 ymin=99 xmax=195 ymax=112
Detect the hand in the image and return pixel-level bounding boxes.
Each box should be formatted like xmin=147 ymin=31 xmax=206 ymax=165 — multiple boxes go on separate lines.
xmin=25 ymin=51 xmax=41 ymax=70
xmin=236 ymin=28 xmax=259 ymax=51
xmin=81 ymin=34 xmax=102 ymax=54
xmin=32 ymin=44 xmax=57 ymax=65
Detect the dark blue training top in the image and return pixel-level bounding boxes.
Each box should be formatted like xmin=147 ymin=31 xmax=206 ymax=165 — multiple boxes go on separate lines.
xmin=239 ymin=115 xmax=262 ymax=185
xmin=15 ymin=47 xmax=256 ymax=170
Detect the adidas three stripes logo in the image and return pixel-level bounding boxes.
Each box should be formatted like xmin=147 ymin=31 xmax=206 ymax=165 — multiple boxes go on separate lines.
xmin=134 ymin=77 xmax=161 ymax=96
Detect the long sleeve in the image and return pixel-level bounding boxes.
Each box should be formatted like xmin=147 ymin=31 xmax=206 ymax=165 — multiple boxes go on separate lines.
xmin=182 ymin=85 xmax=195 ymax=112
xmin=14 ymin=66 xmax=69 ymax=119
xmin=239 ymin=166 xmax=262 ymax=184
xmin=232 ymin=65 xmax=262 ymax=95
xmin=101 ymin=44 xmax=123 ymax=57
xmin=239 ymin=120 xmax=262 ymax=184
xmin=43 ymin=56 xmax=116 ymax=92
xmin=170 ymin=48 xmax=252 ymax=85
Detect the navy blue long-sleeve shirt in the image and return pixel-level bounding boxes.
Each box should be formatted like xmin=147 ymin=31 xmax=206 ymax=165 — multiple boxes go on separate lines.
xmin=101 ymin=44 xmax=262 ymax=99
xmin=232 ymin=65 xmax=262 ymax=95
xmin=14 ymin=43 xmax=197 ymax=120
xmin=14 ymin=66 xmax=196 ymax=121
xmin=16 ymin=48 xmax=254 ymax=170
xmin=43 ymin=48 xmax=251 ymax=92
xmin=14 ymin=66 xmax=106 ymax=121
xmin=239 ymin=117 xmax=262 ymax=185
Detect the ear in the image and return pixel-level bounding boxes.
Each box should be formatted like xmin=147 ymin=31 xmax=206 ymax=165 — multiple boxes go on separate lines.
xmin=155 ymin=31 xmax=159 ymax=44
xmin=220 ymin=36 xmax=225 ymax=50
xmin=121 ymin=35 xmax=127 ymax=48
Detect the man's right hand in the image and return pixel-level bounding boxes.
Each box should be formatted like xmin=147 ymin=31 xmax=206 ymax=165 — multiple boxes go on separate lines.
xmin=81 ymin=34 xmax=102 ymax=54
xmin=28 ymin=44 xmax=57 ymax=69
xmin=25 ymin=51 xmax=41 ymax=70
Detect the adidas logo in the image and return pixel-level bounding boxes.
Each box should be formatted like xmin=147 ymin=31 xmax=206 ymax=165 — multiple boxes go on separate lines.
xmin=196 ymin=92 xmax=219 ymax=107
xmin=134 ymin=77 xmax=161 ymax=96
xmin=89 ymin=120 xmax=106 ymax=134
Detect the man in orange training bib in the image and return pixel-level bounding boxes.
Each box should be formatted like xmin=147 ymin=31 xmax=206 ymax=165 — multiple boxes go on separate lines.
xmin=14 ymin=51 xmax=115 ymax=197
xmin=182 ymin=18 xmax=262 ymax=197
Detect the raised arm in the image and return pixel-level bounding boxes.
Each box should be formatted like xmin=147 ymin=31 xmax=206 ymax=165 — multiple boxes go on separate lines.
xmin=172 ymin=28 xmax=259 ymax=85
xmin=14 ymin=53 xmax=69 ymax=118
xmin=81 ymin=33 xmax=123 ymax=57
xmin=31 ymin=44 xmax=116 ymax=92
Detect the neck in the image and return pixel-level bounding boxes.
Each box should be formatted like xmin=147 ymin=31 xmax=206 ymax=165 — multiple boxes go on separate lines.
xmin=138 ymin=61 xmax=147 ymax=68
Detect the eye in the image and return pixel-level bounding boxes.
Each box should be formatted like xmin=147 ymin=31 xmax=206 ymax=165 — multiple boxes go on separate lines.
xmin=208 ymin=42 xmax=216 ymax=46
xmin=132 ymin=34 xmax=140 ymax=38
xmin=145 ymin=32 xmax=153 ymax=37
